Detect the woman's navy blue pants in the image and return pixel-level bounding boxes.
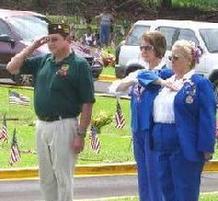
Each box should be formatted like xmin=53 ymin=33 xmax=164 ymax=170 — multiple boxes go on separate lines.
xmin=152 ymin=123 xmax=204 ymax=201
xmin=133 ymin=130 xmax=162 ymax=201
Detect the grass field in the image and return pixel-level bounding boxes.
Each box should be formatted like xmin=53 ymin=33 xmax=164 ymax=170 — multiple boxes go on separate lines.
xmin=0 ymin=85 xmax=133 ymax=168
xmin=0 ymin=85 xmax=217 ymax=168
xmin=108 ymin=193 xmax=218 ymax=201
xmin=102 ymin=66 xmax=115 ymax=76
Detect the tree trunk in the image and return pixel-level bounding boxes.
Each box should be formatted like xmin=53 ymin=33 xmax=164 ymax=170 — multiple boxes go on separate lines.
xmin=37 ymin=0 xmax=48 ymax=8
xmin=160 ymin=0 xmax=172 ymax=9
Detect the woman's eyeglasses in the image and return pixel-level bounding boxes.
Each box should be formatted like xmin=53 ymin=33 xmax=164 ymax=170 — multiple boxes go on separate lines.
xmin=140 ymin=45 xmax=154 ymax=51
xmin=168 ymin=55 xmax=180 ymax=61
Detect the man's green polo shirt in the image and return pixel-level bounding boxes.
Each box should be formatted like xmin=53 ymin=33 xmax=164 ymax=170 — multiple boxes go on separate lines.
xmin=21 ymin=52 xmax=95 ymax=118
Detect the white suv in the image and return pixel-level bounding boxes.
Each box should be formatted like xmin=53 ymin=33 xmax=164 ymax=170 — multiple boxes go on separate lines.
xmin=115 ymin=19 xmax=218 ymax=86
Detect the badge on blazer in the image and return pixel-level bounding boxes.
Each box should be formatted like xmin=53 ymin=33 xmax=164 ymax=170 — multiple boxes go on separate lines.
xmin=56 ymin=64 xmax=69 ymax=77
xmin=184 ymin=80 xmax=196 ymax=95
xmin=183 ymin=79 xmax=196 ymax=104
xmin=133 ymin=84 xmax=145 ymax=102
xmin=185 ymin=95 xmax=194 ymax=104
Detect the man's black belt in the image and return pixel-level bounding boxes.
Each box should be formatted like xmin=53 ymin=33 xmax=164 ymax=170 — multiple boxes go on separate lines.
xmin=38 ymin=115 xmax=75 ymax=122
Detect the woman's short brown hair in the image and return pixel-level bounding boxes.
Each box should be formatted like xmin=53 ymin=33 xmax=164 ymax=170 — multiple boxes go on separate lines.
xmin=141 ymin=31 xmax=166 ymax=58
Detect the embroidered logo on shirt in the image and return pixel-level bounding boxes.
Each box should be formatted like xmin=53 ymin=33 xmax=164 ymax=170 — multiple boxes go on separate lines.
xmin=56 ymin=64 xmax=69 ymax=77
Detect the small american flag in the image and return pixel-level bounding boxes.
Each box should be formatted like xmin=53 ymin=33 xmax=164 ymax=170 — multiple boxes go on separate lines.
xmin=216 ymin=120 xmax=218 ymax=148
xmin=90 ymin=125 xmax=101 ymax=153
xmin=115 ymin=99 xmax=125 ymax=129
xmin=0 ymin=114 xmax=8 ymax=142
xmin=216 ymin=120 xmax=218 ymax=138
xmin=8 ymin=90 xmax=30 ymax=106
xmin=9 ymin=128 xmax=21 ymax=166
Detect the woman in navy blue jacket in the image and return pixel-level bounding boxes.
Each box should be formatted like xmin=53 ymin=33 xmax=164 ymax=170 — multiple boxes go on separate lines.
xmin=110 ymin=31 xmax=172 ymax=201
xmin=138 ymin=40 xmax=216 ymax=201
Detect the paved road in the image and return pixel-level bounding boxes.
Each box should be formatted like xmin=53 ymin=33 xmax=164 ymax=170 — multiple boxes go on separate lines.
xmin=94 ymin=80 xmax=111 ymax=93
xmin=0 ymin=79 xmax=113 ymax=94
xmin=0 ymin=78 xmax=16 ymax=85
xmin=0 ymin=173 xmax=218 ymax=201
xmin=0 ymin=175 xmax=137 ymax=201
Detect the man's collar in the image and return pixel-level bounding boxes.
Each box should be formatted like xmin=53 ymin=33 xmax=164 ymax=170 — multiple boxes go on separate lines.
xmin=49 ymin=51 xmax=74 ymax=63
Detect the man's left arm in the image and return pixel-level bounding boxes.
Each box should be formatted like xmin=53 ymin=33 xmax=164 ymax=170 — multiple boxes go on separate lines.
xmin=72 ymin=103 xmax=93 ymax=154
xmin=79 ymin=103 xmax=93 ymax=136
xmin=71 ymin=60 xmax=95 ymax=154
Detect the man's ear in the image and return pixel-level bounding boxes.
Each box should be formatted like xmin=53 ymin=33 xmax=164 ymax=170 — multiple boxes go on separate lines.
xmin=65 ymin=35 xmax=71 ymax=43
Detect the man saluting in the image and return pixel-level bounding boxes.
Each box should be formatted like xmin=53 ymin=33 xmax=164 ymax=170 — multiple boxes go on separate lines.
xmin=7 ymin=23 xmax=95 ymax=201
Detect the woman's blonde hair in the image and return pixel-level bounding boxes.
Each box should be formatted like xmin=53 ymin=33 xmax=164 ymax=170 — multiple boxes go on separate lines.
xmin=142 ymin=31 xmax=166 ymax=58
xmin=172 ymin=40 xmax=203 ymax=69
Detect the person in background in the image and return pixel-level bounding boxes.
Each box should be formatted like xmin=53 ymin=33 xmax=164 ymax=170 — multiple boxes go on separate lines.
xmin=149 ymin=40 xmax=216 ymax=201
xmin=6 ymin=23 xmax=95 ymax=201
xmin=69 ymin=23 xmax=76 ymax=41
xmin=82 ymin=26 xmax=96 ymax=46
xmin=109 ymin=31 xmax=172 ymax=201
xmin=95 ymin=7 xmax=114 ymax=47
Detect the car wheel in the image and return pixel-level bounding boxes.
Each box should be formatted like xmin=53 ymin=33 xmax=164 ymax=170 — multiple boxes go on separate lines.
xmin=125 ymin=63 xmax=145 ymax=76
xmin=213 ymin=80 xmax=218 ymax=108
xmin=92 ymin=68 xmax=103 ymax=79
xmin=12 ymin=74 xmax=22 ymax=85
xmin=115 ymin=67 xmax=125 ymax=78
xmin=12 ymin=74 xmax=33 ymax=86
xmin=209 ymin=72 xmax=218 ymax=107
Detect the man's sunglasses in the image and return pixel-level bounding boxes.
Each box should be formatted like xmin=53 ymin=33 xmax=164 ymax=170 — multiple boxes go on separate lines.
xmin=139 ymin=45 xmax=154 ymax=51
xmin=168 ymin=55 xmax=180 ymax=61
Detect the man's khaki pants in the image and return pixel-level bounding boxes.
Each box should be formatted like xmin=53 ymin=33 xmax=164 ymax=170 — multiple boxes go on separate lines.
xmin=36 ymin=118 xmax=78 ymax=201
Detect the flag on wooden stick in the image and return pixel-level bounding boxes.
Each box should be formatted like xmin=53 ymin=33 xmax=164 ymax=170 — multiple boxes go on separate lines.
xmin=216 ymin=120 xmax=218 ymax=138
xmin=9 ymin=128 xmax=21 ymax=166
xmin=90 ymin=125 xmax=101 ymax=153
xmin=216 ymin=120 xmax=218 ymax=148
xmin=115 ymin=99 xmax=125 ymax=129
xmin=0 ymin=114 xmax=8 ymax=142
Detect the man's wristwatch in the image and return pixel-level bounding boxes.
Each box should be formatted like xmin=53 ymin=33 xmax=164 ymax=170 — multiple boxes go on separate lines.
xmin=77 ymin=129 xmax=87 ymax=138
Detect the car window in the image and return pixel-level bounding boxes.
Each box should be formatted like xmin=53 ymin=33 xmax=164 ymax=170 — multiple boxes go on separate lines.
xmin=7 ymin=15 xmax=48 ymax=41
xmin=177 ymin=29 xmax=199 ymax=45
xmin=156 ymin=27 xmax=178 ymax=50
xmin=125 ymin=25 xmax=150 ymax=46
xmin=0 ymin=19 xmax=10 ymax=35
xmin=200 ymin=28 xmax=218 ymax=53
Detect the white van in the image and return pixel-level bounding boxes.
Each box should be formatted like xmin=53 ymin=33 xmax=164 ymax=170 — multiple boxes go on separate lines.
xmin=115 ymin=19 xmax=218 ymax=86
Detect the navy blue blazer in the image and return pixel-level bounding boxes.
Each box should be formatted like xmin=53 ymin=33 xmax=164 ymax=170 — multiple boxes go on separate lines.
xmin=130 ymin=66 xmax=172 ymax=133
xmin=174 ymin=74 xmax=216 ymax=161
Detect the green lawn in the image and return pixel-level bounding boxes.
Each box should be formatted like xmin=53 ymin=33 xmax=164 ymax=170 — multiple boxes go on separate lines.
xmin=102 ymin=66 xmax=115 ymax=76
xmin=106 ymin=193 xmax=218 ymax=201
xmin=0 ymin=85 xmax=217 ymax=168
xmin=0 ymin=86 xmax=133 ymax=168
